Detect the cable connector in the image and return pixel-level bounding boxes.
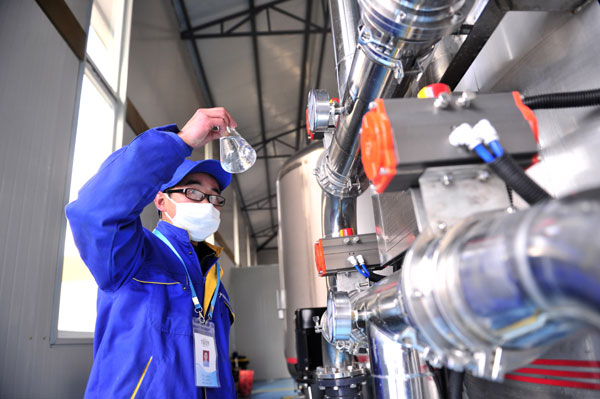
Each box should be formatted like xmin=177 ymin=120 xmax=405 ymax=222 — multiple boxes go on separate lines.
xmin=473 ymin=119 xmax=504 ymax=157
xmin=473 ymin=119 xmax=498 ymax=144
xmin=449 ymin=123 xmax=481 ymax=150
xmin=348 ymin=255 xmax=369 ymax=278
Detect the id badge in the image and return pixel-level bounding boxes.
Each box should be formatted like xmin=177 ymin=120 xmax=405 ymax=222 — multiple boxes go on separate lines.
xmin=193 ymin=318 xmax=220 ymax=388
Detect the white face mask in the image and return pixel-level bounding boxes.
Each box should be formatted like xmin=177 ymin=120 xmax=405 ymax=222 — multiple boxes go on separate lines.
xmin=164 ymin=194 xmax=221 ymax=242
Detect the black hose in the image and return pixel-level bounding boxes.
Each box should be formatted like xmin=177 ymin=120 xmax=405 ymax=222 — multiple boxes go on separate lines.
xmin=488 ymin=154 xmax=551 ymax=205
xmin=447 ymin=370 xmax=465 ymax=399
xmin=368 ymin=272 xmax=386 ymax=283
xmin=522 ymin=88 xmax=600 ymax=110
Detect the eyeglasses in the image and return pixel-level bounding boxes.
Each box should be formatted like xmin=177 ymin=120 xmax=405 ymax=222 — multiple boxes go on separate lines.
xmin=165 ymin=188 xmax=226 ymax=207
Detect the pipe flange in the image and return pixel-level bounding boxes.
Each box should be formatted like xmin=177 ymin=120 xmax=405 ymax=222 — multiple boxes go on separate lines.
xmin=316 ymin=364 xmax=367 ymax=380
xmin=315 ymin=152 xmax=368 ymax=198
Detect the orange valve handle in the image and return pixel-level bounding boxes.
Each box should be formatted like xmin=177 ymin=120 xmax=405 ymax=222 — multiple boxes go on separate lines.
xmin=360 ymin=99 xmax=397 ymax=194
xmin=314 ymin=239 xmax=326 ymax=276
xmin=513 ymin=91 xmax=539 ymax=143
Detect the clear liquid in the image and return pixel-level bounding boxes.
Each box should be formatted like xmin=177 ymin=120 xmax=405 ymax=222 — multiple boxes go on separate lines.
xmin=219 ymin=136 xmax=257 ymax=173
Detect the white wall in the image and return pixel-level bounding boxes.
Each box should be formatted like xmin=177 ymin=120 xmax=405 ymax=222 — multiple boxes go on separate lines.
xmin=0 ymin=0 xmax=251 ymax=396
xmin=229 ymin=265 xmax=289 ymax=381
xmin=0 ymin=2 xmax=93 ymax=397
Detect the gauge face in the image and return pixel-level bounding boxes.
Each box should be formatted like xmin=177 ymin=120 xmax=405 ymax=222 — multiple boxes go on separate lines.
xmin=307 ymin=89 xmax=330 ymax=132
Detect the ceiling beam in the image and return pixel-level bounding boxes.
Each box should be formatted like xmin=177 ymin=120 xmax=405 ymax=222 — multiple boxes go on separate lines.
xmin=257 ymin=231 xmax=278 ymax=251
xmin=252 ymin=125 xmax=303 ymax=151
xmin=183 ymin=28 xmax=328 ymax=40
xmin=242 ymin=193 xmax=277 ymax=211
xmin=182 ymin=0 xmax=293 ymax=35
xmin=249 ymin=0 xmax=276 ymax=231
xmin=173 ymin=0 xmax=258 ymax=250
xmin=270 ymin=5 xmax=323 ymax=30
xmin=254 ymin=223 xmax=278 ymax=236
xmin=295 ymin=0 xmax=313 ymax=150
xmin=174 ymin=0 xmax=215 ymax=106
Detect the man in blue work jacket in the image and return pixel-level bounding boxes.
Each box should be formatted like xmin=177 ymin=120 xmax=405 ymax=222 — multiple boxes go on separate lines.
xmin=66 ymin=107 xmax=238 ymax=398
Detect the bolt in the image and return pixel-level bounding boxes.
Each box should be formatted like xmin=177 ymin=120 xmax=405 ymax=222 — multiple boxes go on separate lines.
xmin=412 ymin=290 xmax=423 ymax=299
xmin=343 ymin=237 xmax=351 ymax=245
xmin=506 ymin=206 xmax=517 ymax=214
xmin=441 ymin=173 xmax=453 ymax=186
xmin=434 ymin=92 xmax=451 ymax=109
xmin=438 ymin=221 xmax=447 ymax=231
xmin=352 ymin=236 xmax=360 ymax=244
xmin=456 ymin=91 xmax=476 ymax=108
xmin=477 ymin=170 xmax=490 ymax=182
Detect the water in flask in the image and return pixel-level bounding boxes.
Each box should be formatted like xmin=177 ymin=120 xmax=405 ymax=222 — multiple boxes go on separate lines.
xmin=219 ymin=127 xmax=257 ymax=173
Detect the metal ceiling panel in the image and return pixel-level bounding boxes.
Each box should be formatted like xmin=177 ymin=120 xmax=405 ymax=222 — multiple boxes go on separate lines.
xmin=258 ymin=34 xmax=304 ymax=134
xmin=184 ymin=0 xmax=247 ymax=27
xmin=174 ymin=0 xmax=339 ymax=251
xmin=195 ymin=37 xmax=262 ymax=142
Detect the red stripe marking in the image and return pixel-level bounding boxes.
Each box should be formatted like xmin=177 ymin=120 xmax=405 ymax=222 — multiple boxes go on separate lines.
xmin=515 ymin=367 xmax=600 ymax=380
xmin=505 ymin=374 xmax=600 ymax=390
xmin=531 ymin=359 xmax=600 ymax=368
xmin=286 ymin=357 xmax=297 ymax=365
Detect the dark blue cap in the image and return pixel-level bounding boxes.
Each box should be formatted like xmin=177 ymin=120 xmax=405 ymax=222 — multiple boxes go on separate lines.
xmin=160 ymin=159 xmax=232 ymax=192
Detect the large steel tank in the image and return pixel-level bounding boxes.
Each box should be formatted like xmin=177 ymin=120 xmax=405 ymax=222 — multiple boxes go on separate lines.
xmin=277 ymin=141 xmax=377 ymax=376
xmin=277 ymin=142 xmax=328 ymax=375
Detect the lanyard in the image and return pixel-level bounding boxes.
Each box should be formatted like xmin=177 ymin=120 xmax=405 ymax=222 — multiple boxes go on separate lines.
xmin=153 ymin=229 xmax=220 ymax=321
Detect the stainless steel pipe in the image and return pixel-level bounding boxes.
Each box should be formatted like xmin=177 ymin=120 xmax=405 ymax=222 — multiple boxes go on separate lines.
xmin=317 ymin=0 xmax=474 ymax=197
xmin=324 ymin=192 xmax=600 ymax=380
xmin=329 ymin=0 xmax=361 ymax=98
xmin=369 ymin=324 xmax=440 ymax=399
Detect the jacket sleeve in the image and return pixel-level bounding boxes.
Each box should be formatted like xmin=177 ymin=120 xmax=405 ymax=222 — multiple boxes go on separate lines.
xmin=65 ymin=125 xmax=193 ymax=291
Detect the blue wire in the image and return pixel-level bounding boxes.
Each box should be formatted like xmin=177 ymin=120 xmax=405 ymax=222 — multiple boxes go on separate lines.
xmin=354 ymin=264 xmax=369 ymax=278
xmin=489 ymin=140 xmax=504 ymax=158
xmin=473 ymin=144 xmax=495 ymax=163
xmin=360 ymin=263 xmax=370 ymax=277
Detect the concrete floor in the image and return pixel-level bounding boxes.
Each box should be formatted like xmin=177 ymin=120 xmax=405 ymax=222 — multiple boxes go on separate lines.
xmin=250 ymin=378 xmax=297 ymax=399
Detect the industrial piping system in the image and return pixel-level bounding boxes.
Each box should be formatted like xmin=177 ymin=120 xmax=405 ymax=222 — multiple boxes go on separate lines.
xmin=312 ymin=0 xmax=474 ymax=199
xmin=279 ymin=1 xmax=600 ymax=398
xmin=322 ymin=193 xmax=600 ymax=379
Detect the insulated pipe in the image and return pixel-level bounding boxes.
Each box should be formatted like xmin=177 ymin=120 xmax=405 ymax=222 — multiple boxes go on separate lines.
xmin=316 ymin=0 xmax=474 ymax=197
xmin=329 ymin=0 xmax=361 ymax=98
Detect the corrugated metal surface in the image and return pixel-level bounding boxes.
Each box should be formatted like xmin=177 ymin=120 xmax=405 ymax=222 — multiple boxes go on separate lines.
xmin=0 ymin=2 xmax=93 ymax=397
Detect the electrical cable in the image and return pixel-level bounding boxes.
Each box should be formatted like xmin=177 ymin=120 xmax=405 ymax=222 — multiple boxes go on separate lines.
xmin=447 ymin=370 xmax=465 ymax=399
xmin=488 ymin=140 xmax=504 ymax=158
xmin=353 ymin=264 xmax=369 ymax=278
xmin=522 ymin=88 xmax=600 ymax=110
xmin=473 ymin=144 xmax=495 ymax=163
xmin=488 ymin=153 xmax=551 ymax=205
xmin=368 ymin=272 xmax=386 ymax=283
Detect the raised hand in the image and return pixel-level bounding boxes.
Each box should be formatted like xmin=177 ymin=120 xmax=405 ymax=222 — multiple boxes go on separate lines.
xmin=178 ymin=107 xmax=237 ymax=148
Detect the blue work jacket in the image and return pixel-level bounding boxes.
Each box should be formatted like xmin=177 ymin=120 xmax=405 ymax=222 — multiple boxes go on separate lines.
xmin=66 ymin=125 xmax=236 ymax=398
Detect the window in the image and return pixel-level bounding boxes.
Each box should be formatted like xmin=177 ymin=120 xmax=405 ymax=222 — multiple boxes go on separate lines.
xmin=54 ymin=0 xmax=132 ymax=341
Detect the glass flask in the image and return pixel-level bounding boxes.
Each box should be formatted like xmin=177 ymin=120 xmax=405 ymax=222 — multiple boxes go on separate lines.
xmin=219 ymin=126 xmax=257 ymax=173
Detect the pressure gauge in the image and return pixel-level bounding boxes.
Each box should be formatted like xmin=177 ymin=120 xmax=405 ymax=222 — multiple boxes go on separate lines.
xmin=327 ymin=290 xmax=352 ymax=342
xmin=307 ymin=89 xmax=331 ymax=133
